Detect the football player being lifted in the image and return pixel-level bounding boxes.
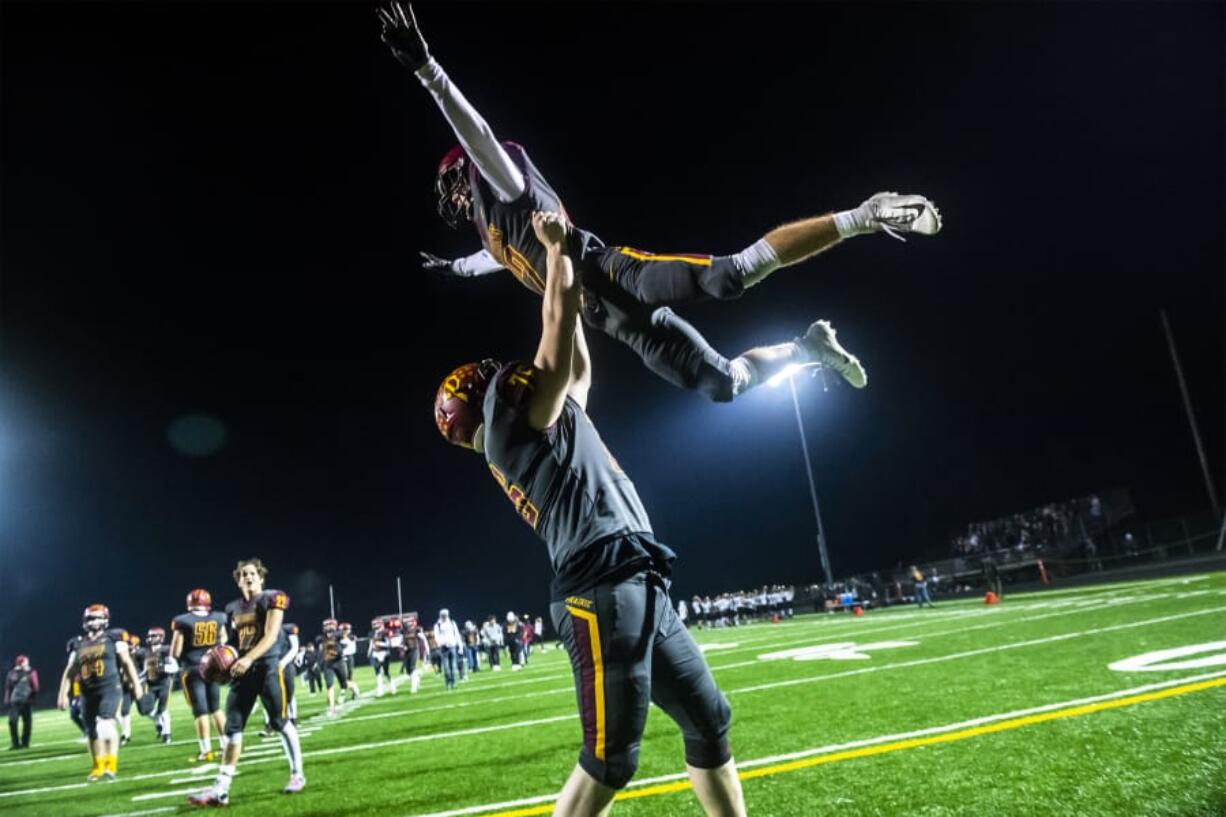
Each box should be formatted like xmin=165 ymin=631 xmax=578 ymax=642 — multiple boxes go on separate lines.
xmin=57 ymin=605 xmax=144 ymax=782
xmin=433 ymin=212 xmax=746 ymax=817
xmin=171 ymin=589 xmax=230 ymax=762
xmin=381 ymin=3 xmax=942 ymax=404
xmin=188 ymin=559 xmax=305 ymax=806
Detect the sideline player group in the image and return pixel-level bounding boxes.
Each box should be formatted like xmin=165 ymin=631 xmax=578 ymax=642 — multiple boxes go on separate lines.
xmin=54 ymin=3 xmax=942 ymax=814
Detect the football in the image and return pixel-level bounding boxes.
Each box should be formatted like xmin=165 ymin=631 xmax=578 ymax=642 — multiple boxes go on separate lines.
xmin=199 ymin=644 xmax=239 ymax=683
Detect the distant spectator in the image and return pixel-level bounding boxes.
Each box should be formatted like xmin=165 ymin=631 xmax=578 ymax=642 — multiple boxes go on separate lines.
xmin=463 ymin=620 xmax=480 ymax=675
xmin=533 ymin=616 xmax=546 ymax=652
xmin=504 ymin=612 xmax=524 ymax=670
xmin=5 ymin=656 xmax=39 ymax=750
xmin=911 ymin=566 xmax=935 ymax=608
xmin=433 ymin=609 xmax=463 ymax=690
xmin=481 ymin=616 xmax=503 ymax=671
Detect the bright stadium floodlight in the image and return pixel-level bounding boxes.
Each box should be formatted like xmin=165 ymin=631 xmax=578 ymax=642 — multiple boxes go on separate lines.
xmin=766 ymin=362 xmax=805 ymax=388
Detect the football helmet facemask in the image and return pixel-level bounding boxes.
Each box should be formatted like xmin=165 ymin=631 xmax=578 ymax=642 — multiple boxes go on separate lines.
xmin=435 ymin=146 xmax=472 ymax=229
xmin=82 ymin=604 xmax=110 ymax=634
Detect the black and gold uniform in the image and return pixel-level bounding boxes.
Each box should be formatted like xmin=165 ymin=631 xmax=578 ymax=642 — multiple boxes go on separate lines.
xmin=483 ymin=364 xmax=731 ymax=790
xmin=67 ymin=628 xmax=129 ymax=738
xmin=467 ymin=143 xmax=746 ymax=402
xmin=172 ymin=610 xmax=228 ymax=718
xmin=222 ymin=590 xmax=291 ymax=735
xmin=314 ymin=630 xmax=349 ymax=690
xmin=143 ymin=642 xmax=173 ymax=721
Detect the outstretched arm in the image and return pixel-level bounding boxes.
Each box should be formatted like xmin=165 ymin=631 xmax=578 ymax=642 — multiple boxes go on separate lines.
xmin=420 ymin=249 xmax=504 ymax=278
xmin=528 ymin=212 xmax=580 ymax=430
xmin=379 ymin=3 xmax=525 ymax=203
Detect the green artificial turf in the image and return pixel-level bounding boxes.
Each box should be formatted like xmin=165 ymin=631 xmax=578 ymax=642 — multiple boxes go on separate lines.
xmin=2 ymin=572 xmax=1224 ymax=816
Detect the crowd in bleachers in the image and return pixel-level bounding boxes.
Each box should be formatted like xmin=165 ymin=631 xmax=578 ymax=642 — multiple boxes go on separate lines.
xmin=951 ymin=494 xmax=1106 ymax=557
xmin=682 ymin=586 xmax=796 ymax=628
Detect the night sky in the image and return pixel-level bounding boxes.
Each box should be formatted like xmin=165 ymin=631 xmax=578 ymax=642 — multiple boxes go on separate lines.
xmin=2 ymin=2 xmax=1222 ymax=687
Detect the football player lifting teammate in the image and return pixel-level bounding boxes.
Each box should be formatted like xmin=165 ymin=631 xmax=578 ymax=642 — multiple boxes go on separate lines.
xmin=380 ymin=3 xmax=943 ymax=403
xmin=433 ymin=212 xmax=746 ymax=817
xmin=56 ymin=605 xmax=144 ymax=782
xmin=188 ymin=558 xmax=305 ymax=806
xmin=171 ymin=588 xmax=230 ymax=762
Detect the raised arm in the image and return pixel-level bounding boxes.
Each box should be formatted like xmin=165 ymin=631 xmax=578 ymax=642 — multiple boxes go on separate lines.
xmin=528 ymin=212 xmax=580 ymax=430
xmin=379 ymin=3 xmax=525 ymax=203
xmin=420 ymin=249 xmax=504 ymax=278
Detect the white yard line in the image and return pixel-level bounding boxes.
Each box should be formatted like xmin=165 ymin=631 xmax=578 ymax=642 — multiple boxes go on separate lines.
xmin=727 ymin=604 xmax=1226 ymax=695
xmin=131 ymin=786 xmax=200 ymax=801
xmin=98 ymin=808 xmax=176 ymax=817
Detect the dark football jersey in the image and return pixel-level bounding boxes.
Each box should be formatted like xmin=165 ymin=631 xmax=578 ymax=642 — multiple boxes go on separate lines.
xmin=316 ymin=633 xmax=344 ymax=664
xmin=143 ymin=644 xmax=172 ymax=682
xmin=69 ymin=628 xmax=129 ymax=692
xmin=482 ymin=363 xmax=674 ymax=596
xmin=224 ymin=590 xmax=290 ymax=661
xmin=468 ymin=143 xmax=600 ymax=297
xmin=172 ymin=611 xmax=229 ymax=668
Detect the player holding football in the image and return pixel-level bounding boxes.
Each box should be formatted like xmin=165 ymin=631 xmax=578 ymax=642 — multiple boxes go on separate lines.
xmin=433 ymin=212 xmax=745 ymax=816
xmin=56 ymin=605 xmax=144 ymax=782
xmin=171 ymin=589 xmax=230 ymax=762
xmin=381 ymin=3 xmax=943 ymax=402
xmin=188 ymin=558 xmax=305 ymax=806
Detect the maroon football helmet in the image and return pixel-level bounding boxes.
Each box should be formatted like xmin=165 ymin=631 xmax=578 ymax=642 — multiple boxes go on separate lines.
xmin=434 ymin=359 xmax=501 ymax=449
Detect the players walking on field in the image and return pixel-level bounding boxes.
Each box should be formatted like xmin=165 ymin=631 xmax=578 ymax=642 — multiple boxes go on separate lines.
xmin=171 ymin=588 xmax=230 ymax=762
xmin=317 ymin=618 xmax=360 ymax=718
xmin=432 ymin=212 xmax=747 ymax=816
xmin=187 ymin=558 xmax=305 ymax=806
xmin=381 ymin=3 xmax=942 ymax=405
xmin=142 ymin=627 xmax=176 ymax=744
xmin=57 ymin=604 xmax=144 ymax=782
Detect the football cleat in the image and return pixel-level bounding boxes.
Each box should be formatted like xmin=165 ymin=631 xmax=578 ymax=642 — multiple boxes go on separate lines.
xmin=102 ymin=770 xmax=117 ymax=783
xmin=86 ymin=770 xmax=104 ymax=783
xmin=187 ymin=787 xmax=230 ymax=807
xmin=798 ymin=320 xmax=867 ymax=388
xmin=283 ymin=774 xmax=306 ymax=794
xmin=192 ymin=751 xmax=215 ymax=763
xmin=120 ymin=735 xmax=131 ymax=747
xmin=861 ymin=191 xmax=942 ymax=240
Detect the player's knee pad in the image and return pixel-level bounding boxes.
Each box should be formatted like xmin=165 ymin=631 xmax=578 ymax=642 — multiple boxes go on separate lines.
xmin=580 ymin=745 xmax=640 ymax=791
xmin=94 ymin=718 xmax=118 ymax=743
xmin=681 ymin=692 xmax=733 ymax=769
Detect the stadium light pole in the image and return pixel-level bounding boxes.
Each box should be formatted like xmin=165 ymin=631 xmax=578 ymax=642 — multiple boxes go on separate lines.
xmin=768 ymin=365 xmax=833 ymax=585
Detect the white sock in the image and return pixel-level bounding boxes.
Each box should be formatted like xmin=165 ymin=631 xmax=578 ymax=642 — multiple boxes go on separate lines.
xmin=410 ymin=671 xmax=420 ymax=694
xmin=833 ymin=205 xmax=872 ymax=238
xmin=198 ymin=737 xmax=210 ymax=754
xmin=278 ymin=722 xmax=303 ymax=777
xmin=288 ymin=698 xmax=298 ymax=722
xmin=732 ymin=238 xmax=781 ymax=288
xmin=215 ymin=764 xmax=235 ymax=793
xmin=218 ymin=734 xmax=229 ymax=751
xmin=729 ymin=357 xmax=754 ymax=396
